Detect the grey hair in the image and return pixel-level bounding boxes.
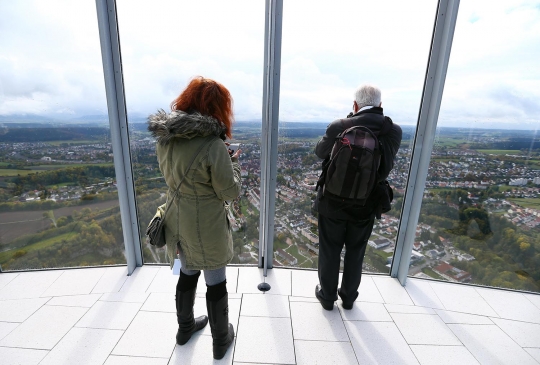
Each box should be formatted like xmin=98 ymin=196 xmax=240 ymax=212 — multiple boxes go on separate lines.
xmin=354 ymin=84 xmax=381 ymax=109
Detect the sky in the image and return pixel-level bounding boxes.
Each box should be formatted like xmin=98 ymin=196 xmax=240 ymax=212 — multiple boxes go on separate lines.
xmin=0 ymin=0 xmax=539 ymax=130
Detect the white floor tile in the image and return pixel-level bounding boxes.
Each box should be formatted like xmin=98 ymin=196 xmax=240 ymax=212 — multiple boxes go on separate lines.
xmin=195 ymin=298 xmax=241 ymax=337
xmin=0 ymin=298 xmax=49 ymax=322
xmin=41 ymin=268 xmax=106 ymax=297
xmin=99 ymin=291 xmax=149 ymax=303
xmin=0 ymin=273 xmax=18 ymax=291
xmin=430 ymin=282 xmax=498 ymax=317
xmin=295 ymin=340 xmax=358 ymax=365
xmin=141 ymin=292 xmax=175 ymax=312
xmin=240 ymin=293 xmax=290 ymax=317
xmin=75 ymin=301 xmax=142 ymax=330
xmin=404 ymin=279 xmax=445 ymax=309
xmin=104 ymin=355 xmax=169 ymax=365
xmin=385 ymin=303 xmax=435 ymax=314
xmin=92 ymin=266 xmax=129 ymax=293
xmin=339 ymin=302 xmax=392 ymax=322
xmin=357 ymin=276 xmax=385 ymax=303
xmin=0 ymin=270 xmax=62 ymax=300
xmin=47 ymin=293 xmax=101 ymax=308
xmin=234 ymin=316 xmax=295 ymax=364
xmin=410 ymin=345 xmax=480 ymax=365
xmin=0 ymin=322 xmax=19 ymax=341
xmin=147 ymin=266 xmax=177 ymax=293
xmin=435 ymin=309 xmax=493 ymax=325
xmin=449 ymin=324 xmax=538 ymax=365
xmin=291 ymin=269 xmax=319 ymax=298
xmin=236 ymin=267 xmax=291 ymax=295
xmin=0 ymin=346 xmax=48 ymax=365
xmin=491 ymin=318 xmax=540 ymax=348
xmin=39 ymin=327 xmax=123 ymax=365
xmin=477 ymin=289 xmax=540 ymax=324
xmin=170 ymin=334 xmax=235 ymax=364
xmin=372 ymin=276 xmax=414 ymax=305
xmin=345 ymin=321 xmax=419 ymax=365
xmin=524 ymin=348 xmax=540 ymax=363
xmin=0 ymin=305 xmax=87 ymax=349
xmin=112 ymin=311 xmax=177 ymax=358
xmin=390 ymin=313 xmax=461 ymax=345
xmin=119 ymin=266 xmax=160 ymax=293
xmin=290 ymin=301 xmax=348 ymax=341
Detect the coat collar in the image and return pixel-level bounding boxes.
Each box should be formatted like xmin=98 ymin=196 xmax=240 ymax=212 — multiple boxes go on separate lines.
xmin=147 ymin=109 xmax=226 ymax=145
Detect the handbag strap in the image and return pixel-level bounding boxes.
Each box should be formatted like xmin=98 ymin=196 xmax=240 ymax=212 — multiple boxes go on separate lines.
xmin=156 ymin=136 xmax=213 ymax=231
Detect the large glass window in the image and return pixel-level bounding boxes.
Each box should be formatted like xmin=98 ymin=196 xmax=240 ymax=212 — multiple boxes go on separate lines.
xmin=0 ymin=0 xmax=125 ymax=270
xmin=411 ymin=1 xmax=540 ymax=293
xmin=116 ymin=0 xmax=265 ymax=265
xmin=275 ymin=1 xmax=436 ymax=271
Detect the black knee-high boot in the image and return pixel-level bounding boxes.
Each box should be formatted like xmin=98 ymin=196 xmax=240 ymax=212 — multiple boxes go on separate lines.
xmin=206 ymin=280 xmax=234 ymax=360
xmin=176 ymin=271 xmax=208 ymax=345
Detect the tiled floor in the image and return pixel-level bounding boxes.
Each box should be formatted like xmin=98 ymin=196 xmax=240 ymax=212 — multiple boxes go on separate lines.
xmin=0 ymin=266 xmax=539 ymax=365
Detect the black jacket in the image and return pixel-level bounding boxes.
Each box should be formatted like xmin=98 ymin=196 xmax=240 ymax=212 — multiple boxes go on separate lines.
xmin=314 ymin=107 xmax=402 ymax=221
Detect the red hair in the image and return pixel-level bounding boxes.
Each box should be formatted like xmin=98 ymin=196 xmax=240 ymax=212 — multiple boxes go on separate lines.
xmin=171 ymin=76 xmax=234 ymax=139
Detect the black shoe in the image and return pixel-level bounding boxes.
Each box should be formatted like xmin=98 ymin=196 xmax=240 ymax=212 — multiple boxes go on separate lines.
xmin=338 ymin=287 xmax=358 ymax=310
xmin=315 ymin=284 xmax=334 ymax=311
xmin=206 ymin=291 xmax=235 ymax=360
xmin=176 ymin=287 xmax=208 ymax=345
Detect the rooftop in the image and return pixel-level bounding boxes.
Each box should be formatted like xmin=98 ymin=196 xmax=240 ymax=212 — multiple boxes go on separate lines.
xmin=1 ymin=266 xmax=539 ymax=364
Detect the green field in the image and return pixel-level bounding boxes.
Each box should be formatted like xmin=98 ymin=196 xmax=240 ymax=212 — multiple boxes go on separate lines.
xmin=421 ymin=267 xmax=447 ymax=281
xmin=507 ymin=198 xmax=540 ymax=209
xmin=477 ymin=149 xmax=522 ymax=155
xmin=0 ymin=231 xmax=77 ymax=264
xmin=0 ymin=169 xmax=35 ymax=177
xmin=45 ymin=140 xmax=101 ymax=146
xmin=0 ymin=163 xmax=114 ymax=177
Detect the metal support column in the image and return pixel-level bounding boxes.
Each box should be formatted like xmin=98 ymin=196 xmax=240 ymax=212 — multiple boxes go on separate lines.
xmin=258 ymin=0 xmax=283 ymax=275
xmin=391 ymin=0 xmax=460 ymax=284
xmin=95 ymin=0 xmax=142 ymax=274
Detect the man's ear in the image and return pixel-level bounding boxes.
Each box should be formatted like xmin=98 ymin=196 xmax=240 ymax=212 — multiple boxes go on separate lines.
xmin=379 ymin=102 xmax=382 ymax=107
xmin=353 ymin=101 xmax=359 ymax=113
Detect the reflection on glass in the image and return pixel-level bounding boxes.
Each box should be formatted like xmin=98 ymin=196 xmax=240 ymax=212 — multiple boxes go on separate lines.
xmin=275 ymin=1 xmax=436 ymax=271
xmin=411 ymin=1 xmax=540 ymax=293
xmin=0 ymin=1 xmax=125 ymax=270
xmin=116 ymin=0 xmax=264 ymax=265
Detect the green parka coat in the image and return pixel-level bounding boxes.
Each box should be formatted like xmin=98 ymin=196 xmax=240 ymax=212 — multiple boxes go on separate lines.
xmin=148 ymin=110 xmax=241 ymax=270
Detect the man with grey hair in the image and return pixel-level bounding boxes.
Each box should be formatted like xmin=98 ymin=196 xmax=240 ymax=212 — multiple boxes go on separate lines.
xmin=313 ymin=84 xmax=402 ymax=310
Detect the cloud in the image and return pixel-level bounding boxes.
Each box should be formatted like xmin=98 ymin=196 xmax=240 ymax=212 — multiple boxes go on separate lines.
xmin=0 ymin=0 xmax=539 ymax=130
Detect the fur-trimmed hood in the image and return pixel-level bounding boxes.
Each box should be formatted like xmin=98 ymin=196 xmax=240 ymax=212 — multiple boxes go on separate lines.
xmin=147 ymin=109 xmax=226 ymax=145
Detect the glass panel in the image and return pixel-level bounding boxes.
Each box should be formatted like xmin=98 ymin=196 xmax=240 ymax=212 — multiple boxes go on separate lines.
xmin=116 ymin=0 xmax=264 ymax=265
xmin=275 ymin=1 xmax=436 ymax=271
xmin=0 ymin=1 xmax=125 ymax=270
xmin=410 ymin=1 xmax=540 ymax=293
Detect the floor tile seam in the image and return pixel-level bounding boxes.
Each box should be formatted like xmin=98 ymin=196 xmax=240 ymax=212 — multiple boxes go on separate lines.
xmin=73 ymin=323 xmax=129 ymax=331
xmin=0 ymin=273 xmax=20 ymax=290
xmin=88 ymin=267 xmax=108 ymax=294
xmin=0 ymin=344 xmax=51 ymax=351
xmin=238 ymin=314 xmax=291 ymax=319
xmin=443 ymin=321 xmax=496 ymax=364
xmin=286 ymin=295 xmax=298 ymax=365
xmin=523 ymin=295 xmax=540 ymax=311
xmin=488 ymin=316 xmax=540 ymax=326
xmin=231 ymin=292 xmax=244 ymax=363
xmin=424 ymin=281 xmax=451 ymax=312
xmin=523 ymin=346 xmax=540 ymax=349
xmin=339 ymin=306 xmax=361 ymax=365
xmin=473 ymin=286 xmax=504 ymax=318
xmin=293 ymin=338 xmax=354 ymax=343
xmin=104 ymin=303 xmax=149 ymax=356
xmin=489 ymin=319 xmax=540 ymax=349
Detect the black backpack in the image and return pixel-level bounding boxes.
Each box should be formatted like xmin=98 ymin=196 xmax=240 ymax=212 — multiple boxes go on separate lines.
xmin=317 ymin=116 xmax=392 ymax=205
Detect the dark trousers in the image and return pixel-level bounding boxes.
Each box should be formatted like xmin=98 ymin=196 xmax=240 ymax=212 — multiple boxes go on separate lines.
xmin=317 ymin=213 xmax=375 ymax=302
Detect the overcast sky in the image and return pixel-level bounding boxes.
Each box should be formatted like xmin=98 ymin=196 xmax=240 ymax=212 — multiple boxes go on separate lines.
xmin=0 ymin=0 xmax=539 ymax=129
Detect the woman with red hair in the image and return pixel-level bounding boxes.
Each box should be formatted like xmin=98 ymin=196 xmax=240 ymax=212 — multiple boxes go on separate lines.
xmin=148 ymin=76 xmax=241 ymax=359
